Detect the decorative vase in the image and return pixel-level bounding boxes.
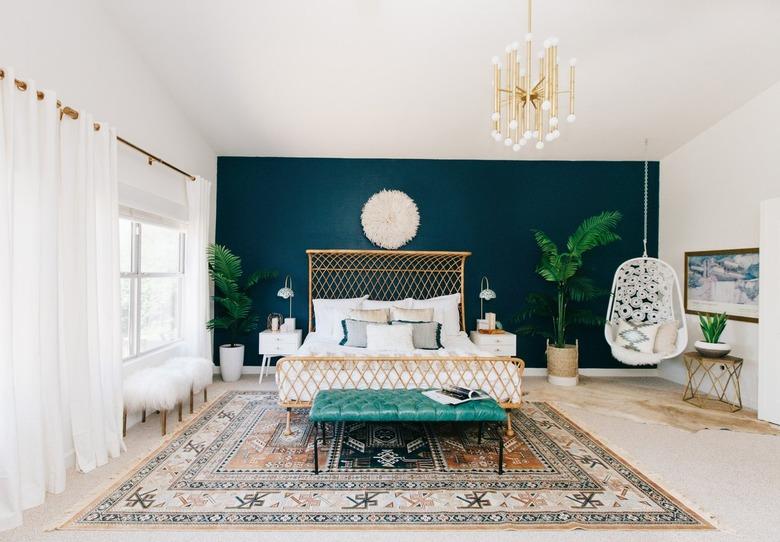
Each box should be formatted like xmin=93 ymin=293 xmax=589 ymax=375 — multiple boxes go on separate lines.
xmin=546 ymin=339 xmax=579 ymax=386
xmin=219 ymin=344 xmax=245 ymax=382
xmin=694 ymin=340 xmax=731 ymax=358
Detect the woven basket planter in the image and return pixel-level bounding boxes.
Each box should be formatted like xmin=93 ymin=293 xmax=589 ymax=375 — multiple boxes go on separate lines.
xmin=546 ymin=339 xmax=579 ymax=386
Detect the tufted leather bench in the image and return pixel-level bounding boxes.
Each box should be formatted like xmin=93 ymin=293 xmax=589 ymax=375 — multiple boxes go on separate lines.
xmin=309 ymin=388 xmax=507 ymax=474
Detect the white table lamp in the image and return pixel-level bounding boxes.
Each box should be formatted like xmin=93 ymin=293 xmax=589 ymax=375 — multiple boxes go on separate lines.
xmin=479 ymin=276 xmax=496 ymax=319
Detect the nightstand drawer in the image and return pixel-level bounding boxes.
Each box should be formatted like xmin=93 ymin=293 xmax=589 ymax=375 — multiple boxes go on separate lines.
xmin=484 ymin=344 xmax=516 ymax=356
xmin=469 ymin=331 xmax=515 ymax=346
xmin=261 ymin=342 xmax=298 ymax=355
xmin=258 ymin=330 xmax=302 ymax=355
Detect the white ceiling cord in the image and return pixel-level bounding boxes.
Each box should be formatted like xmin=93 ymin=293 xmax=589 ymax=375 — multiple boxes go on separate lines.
xmin=642 ymin=138 xmax=649 ymax=258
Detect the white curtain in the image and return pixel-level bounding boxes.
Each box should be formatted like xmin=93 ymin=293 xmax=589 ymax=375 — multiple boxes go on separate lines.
xmin=0 ymin=68 xmax=123 ymax=530
xmin=182 ymin=176 xmax=213 ymax=359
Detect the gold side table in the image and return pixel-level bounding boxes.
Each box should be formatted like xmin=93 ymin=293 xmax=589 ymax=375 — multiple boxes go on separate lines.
xmin=682 ymin=352 xmax=743 ymax=412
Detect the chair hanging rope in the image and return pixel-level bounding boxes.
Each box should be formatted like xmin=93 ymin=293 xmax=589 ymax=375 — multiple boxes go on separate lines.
xmin=604 ymin=148 xmax=688 ymax=366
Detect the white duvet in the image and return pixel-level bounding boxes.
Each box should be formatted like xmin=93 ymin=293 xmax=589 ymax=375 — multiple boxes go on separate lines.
xmin=275 ymin=332 xmax=523 ymax=404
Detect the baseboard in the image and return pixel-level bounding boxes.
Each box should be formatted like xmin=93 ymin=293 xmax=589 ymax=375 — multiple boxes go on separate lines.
xmin=212 ymin=366 xmax=276 ymax=375
xmin=524 ymin=367 xmax=659 ymax=377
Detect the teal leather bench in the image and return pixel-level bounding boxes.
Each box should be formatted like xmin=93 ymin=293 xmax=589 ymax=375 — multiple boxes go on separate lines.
xmin=309 ymin=388 xmax=507 ymax=474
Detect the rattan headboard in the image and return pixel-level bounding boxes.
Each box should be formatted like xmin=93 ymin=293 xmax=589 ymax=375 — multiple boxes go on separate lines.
xmin=307 ymin=249 xmax=471 ymax=332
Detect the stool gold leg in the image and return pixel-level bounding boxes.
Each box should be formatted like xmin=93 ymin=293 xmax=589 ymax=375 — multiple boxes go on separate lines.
xmin=178 ymin=401 xmax=183 ymax=422
xmin=161 ymin=410 xmax=168 ymax=435
xmin=141 ymin=409 xmax=146 ymax=423
xmin=505 ymin=411 xmax=515 ymax=437
xmin=122 ymin=408 xmax=127 ymax=437
xmin=284 ymin=407 xmax=293 ymax=436
xmin=204 ymin=388 xmax=208 ymax=403
xmin=190 ymin=387 xmax=194 ymax=414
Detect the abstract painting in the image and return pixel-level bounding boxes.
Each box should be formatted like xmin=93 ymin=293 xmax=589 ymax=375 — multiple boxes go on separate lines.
xmin=685 ymin=248 xmax=759 ymax=322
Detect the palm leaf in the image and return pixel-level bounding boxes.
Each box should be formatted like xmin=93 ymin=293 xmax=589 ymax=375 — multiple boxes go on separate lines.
xmin=532 ymin=229 xmax=559 ymax=258
xmin=565 ymin=210 xmax=622 ymax=256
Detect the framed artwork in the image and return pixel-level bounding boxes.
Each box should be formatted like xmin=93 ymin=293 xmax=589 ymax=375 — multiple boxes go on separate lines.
xmin=684 ymin=248 xmax=759 ymax=323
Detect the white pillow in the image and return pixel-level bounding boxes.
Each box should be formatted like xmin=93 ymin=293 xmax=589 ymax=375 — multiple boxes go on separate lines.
xmin=362 ymin=299 xmax=412 ymax=310
xmin=366 ymin=323 xmax=414 ymax=352
xmin=312 ymin=296 xmax=368 ymax=337
xmin=615 ymin=319 xmax=661 ymax=354
xmin=347 ymin=308 xmax=390 ymax=323
xmin=390 ymin=306 xmax=434 ymax=322
xmin=654 ymin=320 xmax=679 ymax=354
xmin=406 ymin=293 xmax=461 ymax=336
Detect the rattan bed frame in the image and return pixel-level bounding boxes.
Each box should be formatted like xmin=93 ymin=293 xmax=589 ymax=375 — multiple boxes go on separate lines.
xmin=276 ymin=249 xmax=524 ymax=436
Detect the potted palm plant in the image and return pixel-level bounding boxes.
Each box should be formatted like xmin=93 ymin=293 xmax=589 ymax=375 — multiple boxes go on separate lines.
xmin=207 ymin=244 xmax=276 ymax=382
xmin=694 ymin=312 xmax=730 ymax=357
xmin=517 ymin=211 xmax=622 ymax=386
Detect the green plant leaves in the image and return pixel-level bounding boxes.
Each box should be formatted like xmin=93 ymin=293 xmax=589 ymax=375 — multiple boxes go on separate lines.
xmin=698 ymin=312 xmax=728 ymax=343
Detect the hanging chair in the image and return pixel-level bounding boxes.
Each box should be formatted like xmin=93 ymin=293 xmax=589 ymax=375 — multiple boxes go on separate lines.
xmin=604 ymin=159 xmax=688 ymax=366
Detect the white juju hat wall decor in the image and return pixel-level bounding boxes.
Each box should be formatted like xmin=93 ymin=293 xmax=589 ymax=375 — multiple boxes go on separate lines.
xmin=361 ymin=189 xmax=420 ymax=249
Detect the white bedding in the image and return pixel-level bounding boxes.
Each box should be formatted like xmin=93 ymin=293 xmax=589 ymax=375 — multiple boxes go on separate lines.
xmin=275 ymin=331 xmax=523 ymax=404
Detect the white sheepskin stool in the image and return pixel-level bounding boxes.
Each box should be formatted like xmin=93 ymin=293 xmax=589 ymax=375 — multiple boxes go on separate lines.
xmin=164 ymin=357 xmax=214 ymax=414
xmin=123 ymin=366 xmax=190 ymax=436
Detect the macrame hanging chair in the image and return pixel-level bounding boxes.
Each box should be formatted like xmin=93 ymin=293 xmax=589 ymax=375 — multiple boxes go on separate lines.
xmin=604 ymin=160 xmax=688 ymax=366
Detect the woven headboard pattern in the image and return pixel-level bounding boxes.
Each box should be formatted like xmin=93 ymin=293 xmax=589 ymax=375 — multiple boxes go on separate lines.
xmin=307 ymin=249 xmax=471 ymax=332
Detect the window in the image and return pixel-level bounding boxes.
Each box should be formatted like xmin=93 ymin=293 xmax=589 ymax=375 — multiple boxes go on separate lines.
xmin=120 ymin=218 xmax=185 ymax=359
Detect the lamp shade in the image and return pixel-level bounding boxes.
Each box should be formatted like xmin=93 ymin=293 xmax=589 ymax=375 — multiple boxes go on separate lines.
xmin=479 ymin=276 xmax=496 ymax=301
xmin=277 ymin=275 xmax=294 ymax=299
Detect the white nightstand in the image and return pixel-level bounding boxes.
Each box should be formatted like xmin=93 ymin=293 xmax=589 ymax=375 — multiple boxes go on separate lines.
xmin=469 ymin=330 xmax=516 ymax=356
xmin=258 ymin=329 xmax=302 ymax=382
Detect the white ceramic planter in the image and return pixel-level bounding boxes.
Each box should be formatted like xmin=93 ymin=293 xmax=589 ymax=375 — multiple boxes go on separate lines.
xmin=219 ymin=344 xmax=245 ymax=382
xmin=694 ymin=340 xmax=731 ymax=358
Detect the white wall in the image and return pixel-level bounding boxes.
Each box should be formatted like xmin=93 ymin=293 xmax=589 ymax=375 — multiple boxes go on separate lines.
xmin=659 ymin=80 xmax=780 ymax=410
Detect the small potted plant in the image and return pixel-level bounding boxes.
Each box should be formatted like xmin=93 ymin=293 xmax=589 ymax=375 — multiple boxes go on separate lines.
xmin=207 ymin=244 xmax=276 ymax=382
xmin=694 ymin=312 xmax=730 ymax=358
xmin=517 ymin=211 xmax=622 ymax=386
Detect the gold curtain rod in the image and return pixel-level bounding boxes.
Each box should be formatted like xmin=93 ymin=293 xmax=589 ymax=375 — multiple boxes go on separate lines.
xmin=0 ymin=68 xmax=197 ymax=182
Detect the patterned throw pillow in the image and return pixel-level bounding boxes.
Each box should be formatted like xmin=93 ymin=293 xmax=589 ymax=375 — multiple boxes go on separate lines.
xmin=390 ymin=306 xmax=434 ymax=323
xmin=347 ymin=308 xmax=389 ymax=323
xmin=390 ymin=320 xmax=442 ymax=350
xmin=616 ymin=319 xmax=661 ymax=353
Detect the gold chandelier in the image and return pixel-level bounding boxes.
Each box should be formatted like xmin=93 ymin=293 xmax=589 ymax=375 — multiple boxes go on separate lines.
xmin=490 ymin=0 xmax=577 ymax=151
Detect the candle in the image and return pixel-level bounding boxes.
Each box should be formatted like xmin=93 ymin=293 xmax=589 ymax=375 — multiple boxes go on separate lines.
xmin=271 ymin=317 xmax=279 ymax=332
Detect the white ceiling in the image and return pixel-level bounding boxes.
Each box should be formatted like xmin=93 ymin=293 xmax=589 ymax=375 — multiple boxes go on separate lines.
xmin=103 ymin=0 xmax=780 ymax=160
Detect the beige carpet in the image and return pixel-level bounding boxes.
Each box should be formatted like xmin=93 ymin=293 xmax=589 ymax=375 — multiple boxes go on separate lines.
xmin=3 ymin=375 xmax=780 ymax=541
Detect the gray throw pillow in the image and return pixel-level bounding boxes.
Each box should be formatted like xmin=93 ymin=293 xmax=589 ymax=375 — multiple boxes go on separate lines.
xmin=389 ymin=320 xmax=442 ymax=350
xmin=339 ymin=319 xmax=388 ymax=347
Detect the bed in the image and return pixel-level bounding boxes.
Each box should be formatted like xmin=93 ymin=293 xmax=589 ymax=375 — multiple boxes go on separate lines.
xmin=275 ymin=249 xmax=525 ymax=434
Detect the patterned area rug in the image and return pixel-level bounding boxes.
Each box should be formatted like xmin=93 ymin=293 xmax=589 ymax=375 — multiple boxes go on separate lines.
xmin=62 ymin=391 xmax=712 ymax=531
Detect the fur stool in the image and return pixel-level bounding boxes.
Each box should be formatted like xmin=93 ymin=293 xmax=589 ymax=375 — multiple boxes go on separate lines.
xmin=123 ymin=366 xmax=190 ymax=436
xmin=164 ymin=357 xmax=214 ymax=414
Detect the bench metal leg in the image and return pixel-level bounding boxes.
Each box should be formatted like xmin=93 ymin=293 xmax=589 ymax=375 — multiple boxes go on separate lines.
xmin=478 ymin=422 xmax=484 ymax=444
xmin=498 ymin=422 xmax=504 ymax=475
xmin=284 ymin=407 xmax=293 ymax=436
xmin=313 ymin=422 xmax=319 ymax=474
xmin=505 ymin=411 xmax=515 ymax=437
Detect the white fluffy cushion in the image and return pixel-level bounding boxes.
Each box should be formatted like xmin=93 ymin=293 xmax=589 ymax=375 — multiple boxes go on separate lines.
xmin=347 ymin=308 xmax=390 ymax=323
xmin=653 ymin=321 xmax=679 ymax=354
xmin=164 ymin=357 xmax=214 ymax=392
xmin=313 ymin=296 xmax=368 ymax=337
xmin=406 ymin=293 xmax=461 ymax=336
xmin=123 ymin=367 xmax=189 ymax=412
xmin=366 ymin=323 xmax=414 ymax=352
xmin=615 ymin=319 xmax=661 ymax=354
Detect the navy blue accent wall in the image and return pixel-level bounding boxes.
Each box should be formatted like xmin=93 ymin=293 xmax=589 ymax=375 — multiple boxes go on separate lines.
xmin=215 ymin=157 xmax=659 ymax=369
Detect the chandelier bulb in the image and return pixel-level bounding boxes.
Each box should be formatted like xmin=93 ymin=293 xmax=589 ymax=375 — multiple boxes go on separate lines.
xmin=549 ymin=116 xmax=559 ymax=126
xmin=525 ymin=32 xmax=533 ymax=42
xmin=491 ymin=56 xmax=500 ymax=65
xmin=541 ymin=100 xmax=551 ymax=111
xmin=512 ymin=143 xmax=521 ymax=152
xmin=505 ymin=45 xmax=513 ymax=53
xmin=543 ymin=39 xmax=551 ymax=49
xmin=493 ymin=132 xmax=503 ymax=141
xmin=509 ymin=119 xmax=518 ymax=129
xmin=519 ymin=138 xmax=527 ymax=146
xmin=511 ymin=41 xmax=519 ymax=50
xmin=536 ymin=141 xmax=545 ymax=150
xmin=567 ymin=114 xmax=577 ymax=123
xmin=569 ymin=57 xmax=577 ymax=66
xmin=523 ymin=130 xmax=533 ymax=139
xmin=537 ymin=51 xmax=545 ymax=59
xmin=533 ymin=130 xmax=540 ymax=139
xmin=491 ymin=111 xmax=501 ymax=121
xmin=504 ymin=137 xmax=513 ymax=146
xmin=545 ymin=133 xmax=554 ymax=142
xmin=551 ymin=37 xmax=559 ymax=46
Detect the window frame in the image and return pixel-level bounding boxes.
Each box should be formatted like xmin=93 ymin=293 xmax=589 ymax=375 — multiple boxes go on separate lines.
xmin=120 ymin=218 xmax=186 ymax=361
